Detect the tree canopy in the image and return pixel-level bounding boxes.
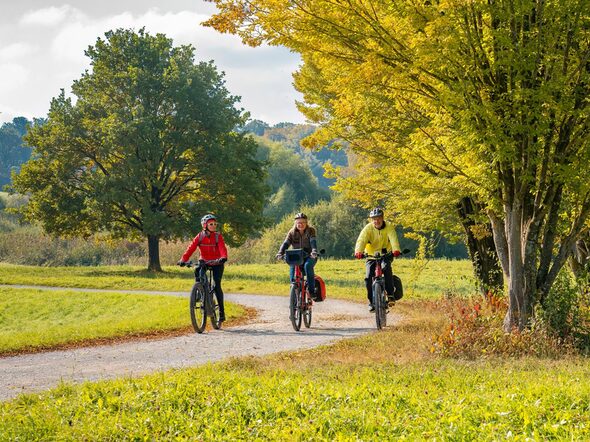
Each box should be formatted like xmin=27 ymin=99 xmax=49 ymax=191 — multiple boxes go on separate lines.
xmin=207 ymin=0 xmax=590 ymax=329
xmin=255 ymin=135 xmax=330 ymax=222
xmin=13 ymin=28 xmax=266 ymax=271
xmin=0 ymin=117 xmax=32 ymax=187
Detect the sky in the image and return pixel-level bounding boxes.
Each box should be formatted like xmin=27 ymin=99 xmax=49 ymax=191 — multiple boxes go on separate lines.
xmin=0 ymin=0 xmax=305 ymax=125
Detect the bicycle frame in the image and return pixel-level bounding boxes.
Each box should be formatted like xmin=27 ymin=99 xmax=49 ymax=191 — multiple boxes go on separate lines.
xmin=364 ymin=252 xmax=393 ymax=330
xmin=194 ymin=263 xmax=217 ymax=318
xmin=285 ymin=249 xmax=313 ymax=331
xmin=186 ymin=259 xmax=221 ymax=333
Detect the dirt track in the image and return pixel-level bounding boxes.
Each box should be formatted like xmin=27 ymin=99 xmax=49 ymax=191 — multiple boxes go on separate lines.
xmin=0 ymin=289 xmax=399 ymax=401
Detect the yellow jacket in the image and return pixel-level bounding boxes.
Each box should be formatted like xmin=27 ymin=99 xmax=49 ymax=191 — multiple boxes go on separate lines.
xmin=355 ymin=222 xmax=401 ymax=257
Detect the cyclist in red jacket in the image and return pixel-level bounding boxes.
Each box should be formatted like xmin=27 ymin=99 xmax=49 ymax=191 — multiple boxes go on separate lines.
xmin=177 ymin=214 xmax=228 ymax=322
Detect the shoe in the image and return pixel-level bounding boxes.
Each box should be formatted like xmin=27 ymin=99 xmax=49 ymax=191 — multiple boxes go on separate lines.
xmin=219 ymin=314 xmax=226 ymax=322
xmin=368 ymin=303 xmax=375 ymax=312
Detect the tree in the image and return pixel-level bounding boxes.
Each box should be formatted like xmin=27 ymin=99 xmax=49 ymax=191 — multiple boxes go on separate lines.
xmin=13 ymin=28 xmax=266 ymax=271
xmin=207 ymin=0 xmax=590 ymax=330
xmin=255 ymin=135 xmax=329 ymax=222
xmin=0 ymin=117 xmax=32 ymax=187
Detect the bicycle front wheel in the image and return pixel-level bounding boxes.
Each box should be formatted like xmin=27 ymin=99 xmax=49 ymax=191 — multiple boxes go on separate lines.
xmin=210 ymin=289 xmax=221 ymax=330
xmin=190 ymin=283 xmax=206 ymax=333
xmin=372 ymin=281 xmax=387 ymax=330
xmin=290 ymin=285 xmax=302 ymax=331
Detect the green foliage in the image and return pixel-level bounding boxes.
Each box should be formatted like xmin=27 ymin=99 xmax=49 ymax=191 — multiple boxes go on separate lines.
xmin=0 ymin=117 xmax=32 ymax=187
xmin=231 ymin=195 xmax=367 ymax=262
xmin=255 ymin=135 xmax=329 ymax=223
xmin=207 ymin=0 xmax=590 ymax=329
xmin=244 ymin=121 xmax=348 ymax=189
xmin=12 ymin=29 xmax=266 ymax=270
xmin=542 ymin=269 xmax=590 ymax=351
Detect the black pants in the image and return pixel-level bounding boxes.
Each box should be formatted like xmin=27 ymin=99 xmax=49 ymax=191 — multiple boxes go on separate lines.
xmin=365 ymin=260 xmax=395 ymax=303
xmin=200 ymin=264 xmax=225 ymax=316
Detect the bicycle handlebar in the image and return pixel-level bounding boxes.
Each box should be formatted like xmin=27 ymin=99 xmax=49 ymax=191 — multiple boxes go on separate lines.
xmin=185 ymin=259 xmax=224 ymax=268
xmin=357 ymin=248 xmax=411 ymax=260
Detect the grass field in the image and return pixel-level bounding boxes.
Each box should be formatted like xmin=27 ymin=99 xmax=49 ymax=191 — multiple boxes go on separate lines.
xmin=1 ymin=300 xmax=589 ymax=440
xmin=0 ymin=258 xmax=477 ymax=300
xmin=5 ymin=260 xmax=587 ymax=439
xmin=0 ymin=287 xmax=244 ymax=355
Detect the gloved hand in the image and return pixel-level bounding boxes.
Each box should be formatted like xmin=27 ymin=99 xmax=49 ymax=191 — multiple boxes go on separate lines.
xmin=393 ymin=250 xmax=401 ymax=257
xmin=177 ymin=260 xmax=187 ymax=267
xmin=275 ymin=253 xmax=284 ymax=261
xmin=311 ymin=249 xmax=318 ymax=259
xmin=354 ymin=251 xmax=364 ymax=260
xmin=218 ymin=257 xmax=227 ymax=264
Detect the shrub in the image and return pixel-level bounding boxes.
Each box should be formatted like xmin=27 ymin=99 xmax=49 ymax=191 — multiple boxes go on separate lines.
xmin=431 ymin=294 xmax=577 ymax=358
xmin=541 ymin=269 xmax=590 ymax=353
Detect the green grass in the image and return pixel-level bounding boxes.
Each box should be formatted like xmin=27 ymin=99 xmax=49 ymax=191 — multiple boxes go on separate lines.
xmin=0 ymin=258 xmax=477 ymax=300
xmin=0 ymin=287 xmax=243 ymax=354
xmin=1 ymin=342 xmax=589 ymax=440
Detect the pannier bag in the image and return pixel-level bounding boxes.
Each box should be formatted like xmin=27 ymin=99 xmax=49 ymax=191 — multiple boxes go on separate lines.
xmin=313 ymin=275 xmax=326 ymax=302
xmin=393 ymin=274 xmax=403 ymax=300
xmin=285 ymin=249 xmax=305 ymax=266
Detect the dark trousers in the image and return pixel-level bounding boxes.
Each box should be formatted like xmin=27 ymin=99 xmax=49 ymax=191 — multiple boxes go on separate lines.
xmin=289 ymin=257 xmax=317 ymax=290
xmin=199 ymin=264 xmax=225 ymax=316
xmin=365 ymin=260 xmax=395 ymax=303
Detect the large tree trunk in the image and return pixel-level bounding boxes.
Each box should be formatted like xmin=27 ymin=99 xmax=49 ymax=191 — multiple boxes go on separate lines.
xmin=147 ymin=234 xmax=162 ymax=272
xmin=458 ymin=197 xmax=503 ymax=295
xmin=489 ymin=205 xmax=535 ymax=332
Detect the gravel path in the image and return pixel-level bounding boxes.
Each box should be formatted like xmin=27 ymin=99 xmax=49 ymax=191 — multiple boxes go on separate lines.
xmin=0 ymin=286 xmax=399 ymax=401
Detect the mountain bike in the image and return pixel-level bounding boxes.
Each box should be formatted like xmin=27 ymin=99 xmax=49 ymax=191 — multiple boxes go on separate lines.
xmin=363 ymin=249 xmax=409 ymax=330
xmin=282 ymin=249 xmax=317 ymax=331
xmin=185 ymin=259 xmax=222 ymax=333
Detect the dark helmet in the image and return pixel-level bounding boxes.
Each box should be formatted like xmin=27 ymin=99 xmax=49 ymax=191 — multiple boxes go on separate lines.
xmin=201 ymin=213 xmax=217 ymax=228
xmin=369 ymin=207 xmax=384 ymax=218
xmin=294 ymin=212 xmax=308 ymax=220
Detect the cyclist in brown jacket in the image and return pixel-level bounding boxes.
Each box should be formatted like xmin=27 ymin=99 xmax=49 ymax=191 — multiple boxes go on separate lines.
xmin=276 ymin=212 xmax=319 ymax=293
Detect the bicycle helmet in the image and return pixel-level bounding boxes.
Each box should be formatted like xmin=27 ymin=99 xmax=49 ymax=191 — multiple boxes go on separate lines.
xmin=369 ymin=207 xmax=384 ymax=218
xmin=201 ymin=214 xmax=217 ymax=228
xmin=294 ymin=212 xmax=308 ymax=220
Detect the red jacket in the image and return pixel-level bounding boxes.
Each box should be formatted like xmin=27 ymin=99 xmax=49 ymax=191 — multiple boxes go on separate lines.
xmin=181 ymin=231 xmax=228 ymax=262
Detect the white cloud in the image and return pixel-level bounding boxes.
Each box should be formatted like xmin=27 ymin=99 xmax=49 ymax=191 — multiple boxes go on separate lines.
xmin=20 ymin=5 xmax=84 ymax=27
xmin=8 ymin=5 xmax=304 ymax=124
xmin=0 ymin=63 xmax=29 ymax=93
xmin=0 ymin=63 xmax=31 ymax=123
xmin=49 ymin=8 xmax=260 ymax=64
xmin=0 ymin=43 xmax=36 ymax=61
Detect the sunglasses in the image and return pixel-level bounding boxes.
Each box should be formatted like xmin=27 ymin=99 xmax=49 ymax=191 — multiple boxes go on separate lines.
xmin=207 ymin=221 xmax=218 ymax=225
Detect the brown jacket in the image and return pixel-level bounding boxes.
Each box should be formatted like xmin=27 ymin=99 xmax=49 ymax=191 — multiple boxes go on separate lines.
xmin=279 ymin=226 xmax=317 ymax=253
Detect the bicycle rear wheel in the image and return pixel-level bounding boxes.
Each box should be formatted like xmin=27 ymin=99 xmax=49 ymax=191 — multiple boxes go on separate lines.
xmin=372 ymin=281 xmax=387 ymax=330
xmin=303 ymin=287 xmax=312 ymax=328
xmin=210 ymin=288 xmax=221 ymax=330
xmin=190 ymin=283 xmax=206 ymax=333
xmin=289 ymin=285 xmax=302 ymax=331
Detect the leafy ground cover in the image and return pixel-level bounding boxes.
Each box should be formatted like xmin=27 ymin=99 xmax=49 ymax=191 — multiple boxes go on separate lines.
xmin=0 ymin=287 xmax=244 ymax=355
xmin=0 ymin=258 xmax=475 ymax=300
xmin=1 ymin=300 xmax=589 ymax=440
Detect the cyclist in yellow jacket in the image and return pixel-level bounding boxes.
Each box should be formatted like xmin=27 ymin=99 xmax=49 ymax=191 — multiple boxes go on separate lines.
xmin=354 ymin=208 xmax=401 ymax=311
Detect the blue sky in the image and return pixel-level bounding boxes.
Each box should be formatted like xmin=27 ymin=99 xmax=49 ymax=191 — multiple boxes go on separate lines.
xmin=0 ymin=1 xmax=305 ymax=125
